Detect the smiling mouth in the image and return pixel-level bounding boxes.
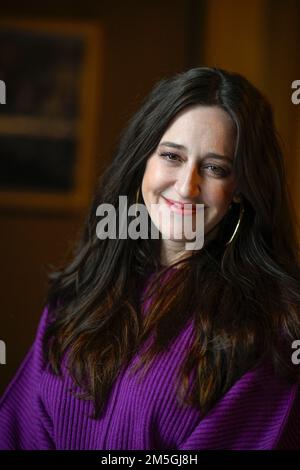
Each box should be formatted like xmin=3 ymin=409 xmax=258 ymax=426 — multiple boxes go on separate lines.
xmin=162 ymin=196 xmax=206 ymax=214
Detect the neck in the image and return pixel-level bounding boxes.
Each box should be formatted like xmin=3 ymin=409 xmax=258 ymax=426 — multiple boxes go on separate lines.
xmin=159 ymin=222 xmax=221 ymax=268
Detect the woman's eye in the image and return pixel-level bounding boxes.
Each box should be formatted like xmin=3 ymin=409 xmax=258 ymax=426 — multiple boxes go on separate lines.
xmin=160 ymin=152 xmax=181 ymax=162
xmin=159 ymin=154 xmax=230 ymax=177
xmin=203 ymin=165 xmax=230 ymax=177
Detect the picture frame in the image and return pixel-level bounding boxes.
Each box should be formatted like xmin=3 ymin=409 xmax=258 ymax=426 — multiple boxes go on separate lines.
xmin=0 ymin=18 xmax=102 ymax=211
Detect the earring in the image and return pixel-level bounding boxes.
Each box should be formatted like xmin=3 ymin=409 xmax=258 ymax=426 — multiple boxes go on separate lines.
xmin=134 ymin=185 xmax=141 ymax=217
xmin=225 ymin=202 xmax=244 ymax=246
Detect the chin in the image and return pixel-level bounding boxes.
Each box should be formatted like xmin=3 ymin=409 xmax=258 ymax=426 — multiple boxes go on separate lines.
xmin=204 ymin=215 xmax=225 ymax=236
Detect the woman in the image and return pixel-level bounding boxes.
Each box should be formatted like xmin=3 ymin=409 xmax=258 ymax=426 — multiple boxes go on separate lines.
xmin=1 ymin=66 xmax=300 ymax=450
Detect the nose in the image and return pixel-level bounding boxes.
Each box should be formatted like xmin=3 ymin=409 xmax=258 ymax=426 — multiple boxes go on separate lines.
xmin=174 ymin=164 xmax=201 ymax=199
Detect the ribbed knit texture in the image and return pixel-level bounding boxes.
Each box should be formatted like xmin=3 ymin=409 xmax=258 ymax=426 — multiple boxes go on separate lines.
xmin=0 ymin=271 xmax=299 ymax=450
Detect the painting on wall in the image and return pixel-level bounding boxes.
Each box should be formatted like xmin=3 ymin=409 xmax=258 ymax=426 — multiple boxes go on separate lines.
xmin=0 ymin=19 xmax=102 ymax=211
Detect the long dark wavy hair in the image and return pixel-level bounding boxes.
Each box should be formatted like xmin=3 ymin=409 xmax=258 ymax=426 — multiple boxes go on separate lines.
xmin=43 ymin=66 xmax=300 ymax=419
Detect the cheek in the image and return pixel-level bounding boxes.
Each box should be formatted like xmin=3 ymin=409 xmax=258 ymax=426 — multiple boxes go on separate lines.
xmin=142 ymin=159 xmax=159 ymax=203
xmin=142 ymin=159 xmax=154 ymax=194
xmin=204 ymin=181 xmax=235 ymax=206
xmin=142 ymin=157 xmax=172 ymax=195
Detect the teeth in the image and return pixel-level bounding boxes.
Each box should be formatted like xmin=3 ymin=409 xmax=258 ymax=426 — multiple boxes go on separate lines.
xmin=176 ymin=203 xmax=192 ymax=208
xmin=172 ymin=202 xmax=195 ymax=211
xmin=164 ymin=197 xmax=196 ymax=211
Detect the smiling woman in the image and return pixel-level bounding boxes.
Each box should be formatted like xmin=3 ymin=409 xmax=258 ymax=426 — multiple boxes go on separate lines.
xmin=1 ymin=67 xmax=300 ymax=450
xmin=141 ymin=105 xmax=238 ymax=266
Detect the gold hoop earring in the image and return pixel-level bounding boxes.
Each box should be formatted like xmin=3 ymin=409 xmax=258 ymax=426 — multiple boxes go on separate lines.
xmin=225 ymin=202 xmax=244 ymax=246
xmin=135 ymin=186 xmax=141 ymax=217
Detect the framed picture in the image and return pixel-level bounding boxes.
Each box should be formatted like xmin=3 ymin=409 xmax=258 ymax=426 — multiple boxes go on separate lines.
xmin=0 ymin=19 xmax=102 ymax=211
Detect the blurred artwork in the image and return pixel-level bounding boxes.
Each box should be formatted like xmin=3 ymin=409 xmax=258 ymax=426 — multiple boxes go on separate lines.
xmin=0 ymin=28 xmax=84 ymax=192
xmin=0 ymin=20 xmax=101 ymax=210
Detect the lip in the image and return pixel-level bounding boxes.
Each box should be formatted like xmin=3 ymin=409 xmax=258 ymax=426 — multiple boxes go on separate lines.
xmin=162 ymin=196 xmax=200 ymax=214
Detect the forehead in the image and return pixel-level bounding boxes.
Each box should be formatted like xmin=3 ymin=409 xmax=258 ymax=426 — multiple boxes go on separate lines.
xmin=161 ymin=105 xmax=235 ymax=136
xmin=159 ymin=105 xmax=236 ymax=151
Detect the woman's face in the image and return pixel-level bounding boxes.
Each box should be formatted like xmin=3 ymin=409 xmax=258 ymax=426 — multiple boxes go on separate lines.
xmin=141 ymin=105 xmax=238 ymax=265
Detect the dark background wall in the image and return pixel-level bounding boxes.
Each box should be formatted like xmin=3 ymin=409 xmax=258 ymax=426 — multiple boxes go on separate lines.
xmin=0 ymin=0 xmax=299 ymax=394
xmin=0 ymin=0 xmax=205 ymax=394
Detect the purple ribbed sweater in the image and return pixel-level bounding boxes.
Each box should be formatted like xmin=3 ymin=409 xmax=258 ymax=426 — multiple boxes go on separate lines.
xmin=0 ymin=273 xmax=300 ymax=450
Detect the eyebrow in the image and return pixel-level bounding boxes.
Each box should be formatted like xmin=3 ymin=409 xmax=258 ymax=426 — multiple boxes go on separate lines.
xmin=159 ymin=141 xmax=233 ymax=164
